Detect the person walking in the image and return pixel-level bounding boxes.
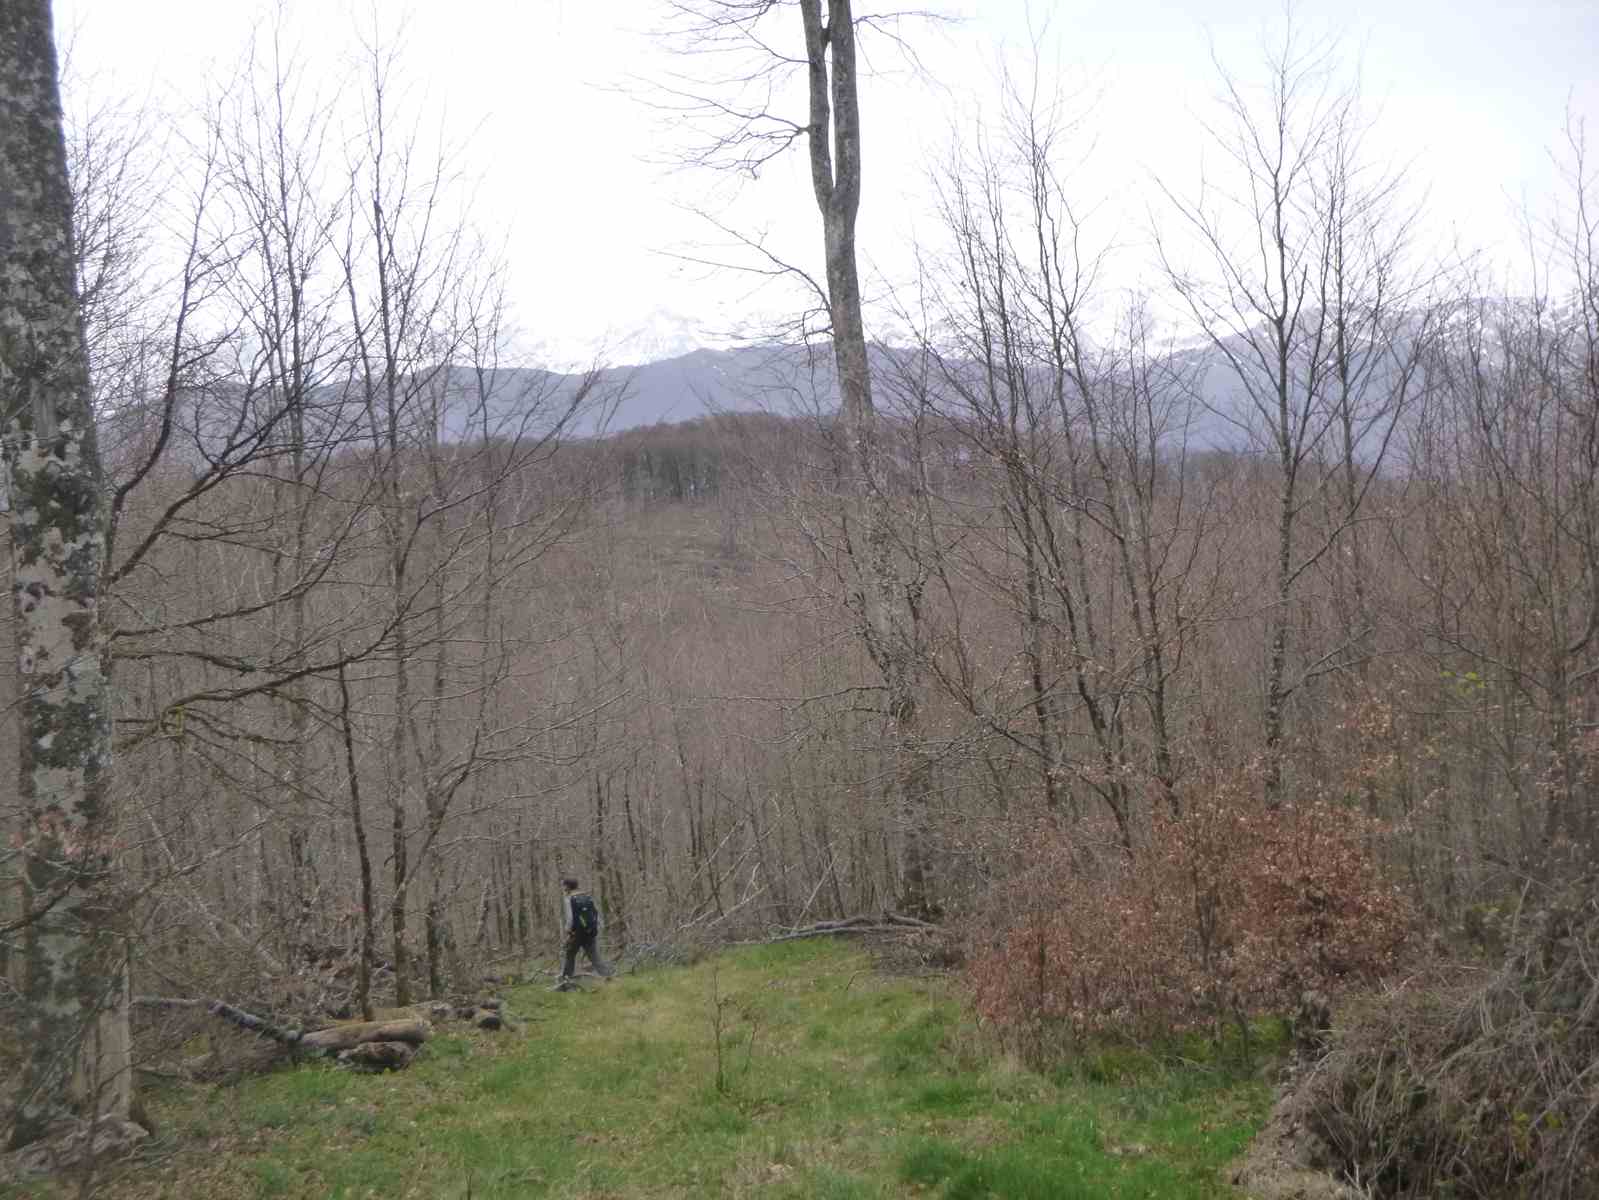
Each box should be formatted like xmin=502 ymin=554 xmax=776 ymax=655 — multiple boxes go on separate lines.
xmin=558 ymin=877 xmax=611 ymax=983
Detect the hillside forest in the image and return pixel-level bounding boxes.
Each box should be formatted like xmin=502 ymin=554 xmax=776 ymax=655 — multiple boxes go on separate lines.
xmin=2 ymin=2 xmax=1597 ymax=1195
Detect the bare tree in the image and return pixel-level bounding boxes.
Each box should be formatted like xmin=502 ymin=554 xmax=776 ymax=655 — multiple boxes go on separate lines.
xmin=326 ymin=23 xmax=614 ymax=1000
xmin=905 ymin=60 xmax=1229 ymax=844
xmin=4 ymin=11 xmax=614 ymax=1052
xmin=1407 ymin=123 xmax=1599 ymax=879
xmin=659 ymin=0 xmax=940 ymax=915
xmin=1157 ymin=23 xmax=1429 ymax=804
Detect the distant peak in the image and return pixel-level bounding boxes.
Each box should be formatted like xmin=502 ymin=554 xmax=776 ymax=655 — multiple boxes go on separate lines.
xmin=609 ymin=309 xmax=714 ymax=366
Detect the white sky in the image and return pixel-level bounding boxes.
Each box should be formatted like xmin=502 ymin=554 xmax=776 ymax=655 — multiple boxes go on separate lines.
xmin=52 ymin=0 xmax=1599 ymax=367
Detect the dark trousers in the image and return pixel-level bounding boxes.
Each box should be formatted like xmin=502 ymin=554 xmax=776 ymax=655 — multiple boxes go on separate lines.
xmin=562 ymin=934 xmax=610 ymax=979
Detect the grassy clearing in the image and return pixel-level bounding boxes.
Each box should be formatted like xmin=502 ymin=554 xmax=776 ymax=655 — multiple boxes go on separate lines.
xmin=7 ymin=940 xmax=1273 ymax=1199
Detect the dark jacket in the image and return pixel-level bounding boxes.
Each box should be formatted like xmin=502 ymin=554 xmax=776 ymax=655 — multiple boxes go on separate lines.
xmin=562 ymin=892 xmax=602 ymax=939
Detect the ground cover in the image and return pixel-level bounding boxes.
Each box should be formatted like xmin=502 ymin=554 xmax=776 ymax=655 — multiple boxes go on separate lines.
xmin=4 ymin=940 xmax=1273 ymax=1199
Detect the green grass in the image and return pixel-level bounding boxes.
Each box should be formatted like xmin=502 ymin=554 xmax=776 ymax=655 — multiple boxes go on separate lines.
xmin=5 ymin=939 xmax=1274 ymax=1199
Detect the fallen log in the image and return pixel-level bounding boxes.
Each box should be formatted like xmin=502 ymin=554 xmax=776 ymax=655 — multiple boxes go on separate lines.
xmin=298 ymin=1018 xmax=431 ymax=1053
xmin=133 ymin=997 xmax=430 ymax=1056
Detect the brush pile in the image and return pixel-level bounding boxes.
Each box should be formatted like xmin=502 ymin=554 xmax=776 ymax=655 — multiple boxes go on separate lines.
xmin=1292 ymin=871 xmax=1599 ymax=1198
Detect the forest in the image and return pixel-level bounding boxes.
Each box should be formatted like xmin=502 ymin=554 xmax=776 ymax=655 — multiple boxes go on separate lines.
xmin=2 ymin=1 xmax=1596 ymax=1196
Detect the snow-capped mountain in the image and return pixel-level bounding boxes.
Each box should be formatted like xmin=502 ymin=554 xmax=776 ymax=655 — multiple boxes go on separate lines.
xmin=607 ymin=308 xmax=720 ymax=367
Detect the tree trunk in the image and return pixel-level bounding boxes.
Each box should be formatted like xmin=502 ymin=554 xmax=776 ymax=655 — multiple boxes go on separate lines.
xmin=0 ymin=0 xmax=132 ymax=1148
xmin=338 ymin=662 xmax=377 ymax=1022
xmin=798 ymin=0 xmax=934 ymax=918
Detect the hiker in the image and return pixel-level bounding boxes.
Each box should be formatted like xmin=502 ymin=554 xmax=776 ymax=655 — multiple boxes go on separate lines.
xmin=559 ymin=877 xmax=612 ymax=982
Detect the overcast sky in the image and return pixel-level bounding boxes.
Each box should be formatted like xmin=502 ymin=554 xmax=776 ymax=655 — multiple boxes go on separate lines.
xmin=52 ymin=0 xmax=1599 ymax=367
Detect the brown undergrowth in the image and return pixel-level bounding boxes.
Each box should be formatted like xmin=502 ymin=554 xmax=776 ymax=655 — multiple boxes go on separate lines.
xmin=968 ymin=770 xmax=1411 ymax=1052
xmin=1289 ymin=871 xmax=1599 ymax=1198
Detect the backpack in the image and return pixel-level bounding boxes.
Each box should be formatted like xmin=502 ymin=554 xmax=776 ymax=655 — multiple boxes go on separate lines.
xmin=569 ymin=893 xmax=598 ymax=938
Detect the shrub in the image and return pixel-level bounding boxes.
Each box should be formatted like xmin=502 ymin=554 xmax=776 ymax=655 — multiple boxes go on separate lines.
xmin=967 ymin=771 xmax=1411 ymax=1049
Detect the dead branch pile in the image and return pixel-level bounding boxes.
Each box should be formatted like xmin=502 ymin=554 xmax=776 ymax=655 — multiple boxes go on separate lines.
xmin=1292 ymin=873 xmax=1599 ymax=1198
xmin=760 ymin=912 xmax=938 ymax=943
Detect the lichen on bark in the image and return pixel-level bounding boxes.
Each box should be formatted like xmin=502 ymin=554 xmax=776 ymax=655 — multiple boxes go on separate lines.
xmin=1 ymin=0 xmax=131 ymax=1151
